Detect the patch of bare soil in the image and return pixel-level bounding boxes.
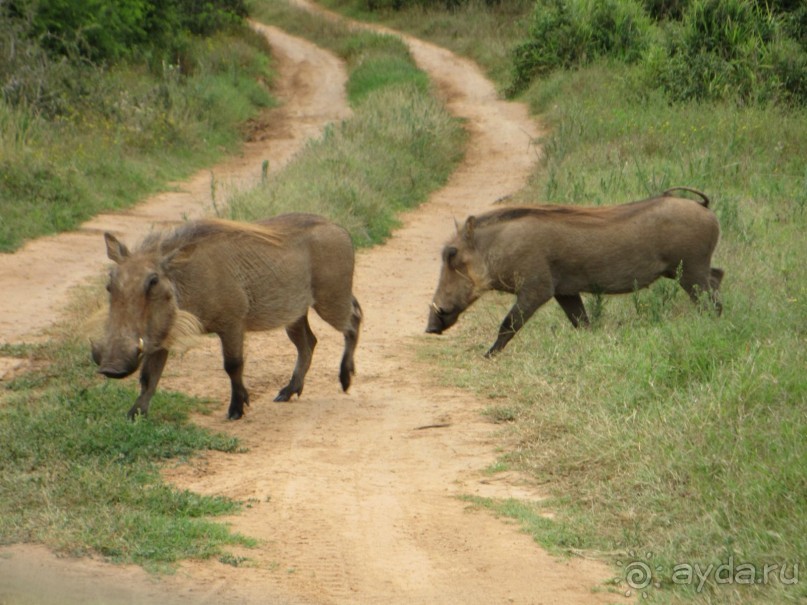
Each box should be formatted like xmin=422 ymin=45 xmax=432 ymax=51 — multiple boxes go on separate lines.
xmin=0 ymin=7 xmax=620 ymax=605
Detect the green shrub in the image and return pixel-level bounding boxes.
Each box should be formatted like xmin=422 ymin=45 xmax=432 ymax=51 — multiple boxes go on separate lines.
xmin=769 ymin=37 xmax=807 ymax=104
xmin=640 ymin=0 xmax=807 ymax=105
xmin=641 ymin=0 xmax=690 ymax=20
xmin=781 ymin=4 xmax=807 ymax=46
xmin=502 ymin=0 xmax=806 ymax=106
xmin=361 ymin=0 xmax=507 ymax=9
xmin=4 ymin=0 xmax=247 ymax=63
xmin=508 ymin=0 xmax=652 ymax=95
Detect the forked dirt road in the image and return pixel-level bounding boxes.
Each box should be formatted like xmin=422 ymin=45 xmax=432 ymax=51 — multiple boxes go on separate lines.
xmin=0 ymin=5 xmax=620 ymax=604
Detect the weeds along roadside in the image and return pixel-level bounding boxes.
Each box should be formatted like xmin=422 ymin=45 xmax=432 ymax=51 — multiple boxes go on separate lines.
xmin=0 ymin=22 xmax=276 ymax=253
xmin=322 ymin=1 xmax=807 ymax=603
xmin=0 ymin=2 xmax=465 ymax=569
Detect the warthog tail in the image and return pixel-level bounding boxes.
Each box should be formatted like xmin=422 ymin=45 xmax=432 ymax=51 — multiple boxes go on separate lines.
xmin=662 ymin=187 xmax=710 ymax=208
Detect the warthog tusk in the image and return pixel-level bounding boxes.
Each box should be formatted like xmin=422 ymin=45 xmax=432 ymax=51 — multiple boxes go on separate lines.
xmin=137 ymin=337 xmax=144 ymax=353
xmin=430 ymin=302 xmax=442 ymax=314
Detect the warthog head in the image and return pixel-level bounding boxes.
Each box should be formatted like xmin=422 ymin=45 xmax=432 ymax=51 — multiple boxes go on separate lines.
xmin=91 ymin=232 xmax=178 ymax=379
xmin=426 ymin=217 xmax=488 ymax=335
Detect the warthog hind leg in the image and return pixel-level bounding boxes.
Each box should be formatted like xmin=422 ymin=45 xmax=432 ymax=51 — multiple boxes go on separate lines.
xmin=555 ymin=294 xmax=590 ymax=328
xmin=709 ymin=267 xmax=724 ymax=315
xmin=128 ymin=348 xmax=169 ymax=420
xmin=339 ymin=296 xmax=362 ymax=392
xmin=275 ymin=314 xmax=317 ymax=402
xmin=680 ymin=264 xmax=724 ymax=316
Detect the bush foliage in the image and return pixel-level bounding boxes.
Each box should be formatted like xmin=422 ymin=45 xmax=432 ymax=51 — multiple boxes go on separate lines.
xmin=0 ymin=1 xmax=272 ymax=251
xmin=1 ymin=0 xmax=249 ymax=116
xmin=4 ymin=0 xmax=247 ymax=62
xmin=507 ymin=0 xmax=807 ymax=105
xmin=509 ymin=0 xmax=652 ymax=93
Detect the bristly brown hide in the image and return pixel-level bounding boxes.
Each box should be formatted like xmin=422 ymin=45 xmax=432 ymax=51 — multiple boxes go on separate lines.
xmin=427 ymin=189 xmax=723 ymax=356
xmin=91 ymin=214 xmax=361 ymax=421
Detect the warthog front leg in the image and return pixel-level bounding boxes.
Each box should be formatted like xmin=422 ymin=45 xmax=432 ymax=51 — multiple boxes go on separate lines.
xmin=128 ymin=348 xmax=169 ymax=420
xmin=486 ymin=289 xmax=551 ymax=358
xmin=275 ymin=315 xmax=317 ymax=402
xmin=220 ymin=328 xmax=249 ymax=420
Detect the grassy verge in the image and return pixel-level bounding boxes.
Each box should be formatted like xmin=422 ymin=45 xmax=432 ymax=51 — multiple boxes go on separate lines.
xmin=319 ymin=0 xmax=533 ymax=92
xmin=325 ymin=2 xmax=806 ymax=603
xmin=1 ymin=0 xmax=466 ymax=570
xmin=233 ymin=0 xmax=466 ymax=245
xmin=0 ymin=331 xmax=252 ymax=571
xmin=0 ymin=26 xmax=275 ymax=252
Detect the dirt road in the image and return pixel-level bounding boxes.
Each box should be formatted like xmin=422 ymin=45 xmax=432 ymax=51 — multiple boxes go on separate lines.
xmin=0 ymin=6 xmax=619 ymax=604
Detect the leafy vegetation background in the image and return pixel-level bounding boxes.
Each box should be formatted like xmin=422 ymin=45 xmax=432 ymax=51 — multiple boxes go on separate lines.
xmin=0 ymin=0 xmax=271 ymax=251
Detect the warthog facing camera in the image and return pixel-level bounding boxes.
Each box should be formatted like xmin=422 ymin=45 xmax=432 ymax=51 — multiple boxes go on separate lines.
xmin=91 ymin=213 xmax=362 ymax=420
xmin=426 ymin=188 xmax=723 ymax=356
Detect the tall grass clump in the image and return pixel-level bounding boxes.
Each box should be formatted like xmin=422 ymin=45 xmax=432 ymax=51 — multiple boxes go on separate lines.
xmin=642 ymin=0 xmax=807 ymax=105
xmin=232 ymin=3 xmax=466 ymax=245
xmin=0 ymin=328 xmax=252 ymax=570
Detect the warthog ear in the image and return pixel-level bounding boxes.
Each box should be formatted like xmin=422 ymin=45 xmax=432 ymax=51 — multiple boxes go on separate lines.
xmin=159 ymin=247 xmax=183 ymax=272
xmin=104 ymin=233 xmax=130 ymax=264
xmin=462 ymin=216 xmax=476 ymax=246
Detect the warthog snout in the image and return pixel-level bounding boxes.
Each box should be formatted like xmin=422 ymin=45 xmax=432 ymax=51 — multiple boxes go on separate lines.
xmin=426 ymin=303 xmax=460 ymax=335
xmin=91 ymin=338 xmax=144 ymax=379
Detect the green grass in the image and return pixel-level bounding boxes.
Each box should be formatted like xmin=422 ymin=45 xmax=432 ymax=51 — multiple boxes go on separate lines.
xmin=232 ymin=1 xmax=466 ymax=245
xmin=329 ymin=2 xmax=807 ymax=603
xmin=0 ymin=28 xmax=275 ymax=252
xmin=320 ymin=0 xmax=533 ymax=93
xmin=0 ymin=336 xmax=252 ymax=571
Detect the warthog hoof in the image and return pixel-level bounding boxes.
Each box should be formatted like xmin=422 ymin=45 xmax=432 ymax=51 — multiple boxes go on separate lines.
xmin=274 ymin=384 xmax=302 ymax=402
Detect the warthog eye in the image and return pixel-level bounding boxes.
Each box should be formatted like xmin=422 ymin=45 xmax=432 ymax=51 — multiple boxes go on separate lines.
xmin=443 ymin=246 xmax=458 ymax=264
xmin=145 ymin=273 xmax=159 ymax=294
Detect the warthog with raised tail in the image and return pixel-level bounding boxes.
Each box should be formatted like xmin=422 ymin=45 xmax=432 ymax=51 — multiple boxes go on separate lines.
xmin=426 ymin=188 xmax=723 ymax=357
xmin=91 ymin=213 xmax=362 ymax=420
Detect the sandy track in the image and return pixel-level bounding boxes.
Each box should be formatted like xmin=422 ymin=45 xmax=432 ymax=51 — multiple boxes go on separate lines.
xmin=0 ymin=7 xmax=618 ymax=604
